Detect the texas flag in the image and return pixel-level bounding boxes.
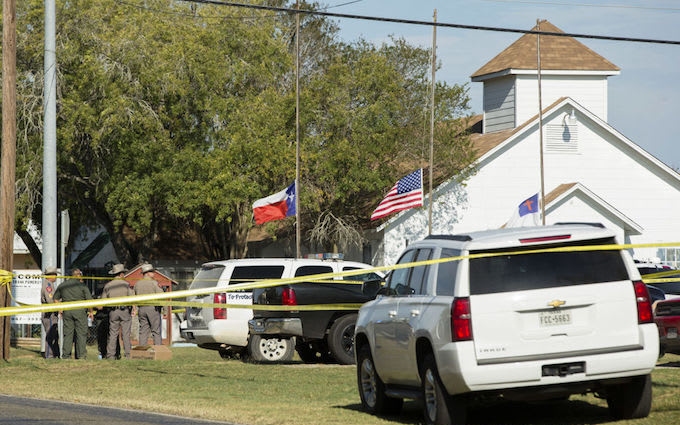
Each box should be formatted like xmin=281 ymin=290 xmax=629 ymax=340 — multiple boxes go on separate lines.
xmin=506 ymin=193 xmax=540 ymax=227
xmin=252 ymin=182 xmax=296 ymax=225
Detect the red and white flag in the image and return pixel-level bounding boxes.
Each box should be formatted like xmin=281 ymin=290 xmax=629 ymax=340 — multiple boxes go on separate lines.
xmin=252 ymin=182 xmax=296 ymax=225
xmin=371 ymin=169 xmax=423 ymax=221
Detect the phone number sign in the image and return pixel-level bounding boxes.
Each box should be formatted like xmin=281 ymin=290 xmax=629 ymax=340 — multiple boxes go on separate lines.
xmin=11 ymin=270 xmax=43 ymax=325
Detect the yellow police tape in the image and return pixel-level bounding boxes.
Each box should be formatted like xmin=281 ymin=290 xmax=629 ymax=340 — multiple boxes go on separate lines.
xmin=0 ymin=240 xmax=678 ymax=317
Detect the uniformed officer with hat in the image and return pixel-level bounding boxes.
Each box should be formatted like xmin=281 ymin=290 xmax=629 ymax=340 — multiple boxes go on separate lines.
xmin=101 ymin=263 xmax=134 ymax=359
xmin=134 ymin=263 xmax=164 ymax=346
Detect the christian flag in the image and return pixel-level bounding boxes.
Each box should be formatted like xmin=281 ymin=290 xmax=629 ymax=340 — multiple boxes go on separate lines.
xmin=371 ymin=169 xmax=424 ymax=221
xmin=506 ymin=193 xmax=540 ymax=227
xmin=252 ymin=182 xmax=296 ymax=225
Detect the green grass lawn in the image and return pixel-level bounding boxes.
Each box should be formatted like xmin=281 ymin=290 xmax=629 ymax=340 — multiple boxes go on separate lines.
xmin=1 ymin=345 xmax=679 ymax=425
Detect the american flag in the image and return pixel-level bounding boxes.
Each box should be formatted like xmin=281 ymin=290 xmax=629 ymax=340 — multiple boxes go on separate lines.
xmin=371 ymin=169 xmax=424 ymax=221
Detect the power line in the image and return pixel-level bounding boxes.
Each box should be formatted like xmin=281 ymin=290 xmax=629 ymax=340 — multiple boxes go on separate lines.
xmin=181 ymin=0 xmax=680 ymax=45
xmin=323 ymin=0 xmax=364 ymax=10
xmin=480 ymin=0 xmax=680 ymax=13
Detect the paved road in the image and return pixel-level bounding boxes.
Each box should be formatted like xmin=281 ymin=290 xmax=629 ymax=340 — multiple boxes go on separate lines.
xmin=0 ymin=394 xmax=235 ymax=425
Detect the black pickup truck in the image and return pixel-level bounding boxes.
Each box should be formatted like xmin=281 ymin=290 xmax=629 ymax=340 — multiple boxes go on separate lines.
xmin=248 ymin=262 xmax=383 ymax=365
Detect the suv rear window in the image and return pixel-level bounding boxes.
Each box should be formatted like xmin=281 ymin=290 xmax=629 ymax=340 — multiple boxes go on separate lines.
xmin=469 ymin=238 xmax=629 ymax=295
xmin=189 ymin=265 xmax=227 ymax=289
xmin=295 ymin=265 xmax=334 ymax=277
xmin=231 ymin=265 xmax=285 ymax=283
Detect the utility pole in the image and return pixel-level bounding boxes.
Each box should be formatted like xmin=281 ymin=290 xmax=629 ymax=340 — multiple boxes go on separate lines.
xmin=536 ymin=19 xmax=546 ymax=225
xmin=1 ymin=0 xmax=17 ymax=360
xmin=294 ymin=0 xmax=301 ymax=258
xmin=43 ymin=0 xmax=58 ymax=270
xmin=428 ymin=9 xmax=436 ymax=235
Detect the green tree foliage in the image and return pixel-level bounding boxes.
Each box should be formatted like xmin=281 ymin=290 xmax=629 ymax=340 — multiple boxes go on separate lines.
xmin=9 ymin=0 xmax=472 ymax=263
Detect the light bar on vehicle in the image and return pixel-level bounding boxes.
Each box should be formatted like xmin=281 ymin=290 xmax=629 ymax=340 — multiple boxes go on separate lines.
xmin=519 ymin=234 xmax=571 ymax=244
xmin=304 ymin=253 xmax=345 ymax=260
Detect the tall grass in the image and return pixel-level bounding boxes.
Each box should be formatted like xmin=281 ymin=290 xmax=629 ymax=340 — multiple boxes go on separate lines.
xmin=1 ymin=345 xmax=679 ymax=425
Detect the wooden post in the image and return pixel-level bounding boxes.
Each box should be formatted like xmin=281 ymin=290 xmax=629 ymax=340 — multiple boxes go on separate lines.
xmin=1 ymin=0 xmax=17 ymax=359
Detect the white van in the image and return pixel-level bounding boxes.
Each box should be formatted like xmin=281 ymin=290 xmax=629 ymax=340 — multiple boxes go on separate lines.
xmin=180 ymin=257 xmax=376 ymax=362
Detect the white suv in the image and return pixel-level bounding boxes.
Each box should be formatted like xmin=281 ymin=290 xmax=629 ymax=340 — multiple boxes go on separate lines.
xmin=181 ymin=257 xmax=377 ymax=362
xmin=354 ymin=223 xmax=659 ymax=424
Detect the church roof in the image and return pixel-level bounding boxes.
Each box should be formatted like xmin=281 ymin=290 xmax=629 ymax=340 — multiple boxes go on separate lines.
xmin=471 ymin=20 xmax=620 ymax=79
xmin=468 ymin=97 xmax=567 ymax=158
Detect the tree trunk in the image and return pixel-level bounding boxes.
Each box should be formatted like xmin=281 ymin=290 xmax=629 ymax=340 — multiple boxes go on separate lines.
xmin=16 ymin=228 xmax=42 ymax=268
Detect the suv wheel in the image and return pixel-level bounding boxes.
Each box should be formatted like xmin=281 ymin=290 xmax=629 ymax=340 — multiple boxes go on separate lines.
xmin=606 ymin=374 xmax=652 ymax=419
xmin=421 ymin=354 xmax=467 ymax=425
xmin=248 ymin=335 xmax=294 ymax=363
xmin=328 ymin=314 xmax=358 ymax=365
xmin=357 ymin=344 xmax=403 ymax=415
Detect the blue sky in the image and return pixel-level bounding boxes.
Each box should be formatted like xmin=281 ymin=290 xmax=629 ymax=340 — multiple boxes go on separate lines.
xmin=324 ymin=0 xmax=680 ymax=170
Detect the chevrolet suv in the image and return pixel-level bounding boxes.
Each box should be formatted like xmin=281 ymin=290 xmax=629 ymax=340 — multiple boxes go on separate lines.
xmin=354 ymin=223 xmax=658 ymax=424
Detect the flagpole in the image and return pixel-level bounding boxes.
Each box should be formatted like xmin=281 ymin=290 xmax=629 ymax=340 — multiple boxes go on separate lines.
xmin=536 ymin=19 xmax=546 ymax=225
xmin=294 ymin=0 xmax=301 ymax=258
xmin=428 ymin=9 xmax=436 ymax=235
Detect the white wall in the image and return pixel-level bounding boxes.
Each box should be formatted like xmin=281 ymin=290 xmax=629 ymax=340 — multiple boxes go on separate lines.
xmin=515 ymin=75 xmax=609 ymax=123
xmin=378 ymin=101 xmax=680 ymax=266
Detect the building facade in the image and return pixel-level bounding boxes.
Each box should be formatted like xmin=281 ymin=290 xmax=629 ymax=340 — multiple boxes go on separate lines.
xmin=374 ymin=20 xmax=680 ymax=267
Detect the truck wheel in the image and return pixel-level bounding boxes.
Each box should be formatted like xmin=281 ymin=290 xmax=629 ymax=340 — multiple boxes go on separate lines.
xmin=606 ymin=374 xmax=652 ymax=419
xmin=248 ymin=335 xmax=294 ymax=363
xmin=328 ymin=313 xmax=358 ymax=365
xmin=422 ymin=354 xmax=467 ymax=425
xmin=357 ymin=344 xmax=403 ymax=415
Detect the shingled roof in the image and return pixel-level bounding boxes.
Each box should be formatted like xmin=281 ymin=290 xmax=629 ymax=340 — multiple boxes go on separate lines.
xmin=471 ymin=20 xmax=620 ymax=79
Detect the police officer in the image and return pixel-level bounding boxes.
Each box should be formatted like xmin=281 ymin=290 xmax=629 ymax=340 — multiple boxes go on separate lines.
xmin=101 ymin=263 xmax=134 ymax=359
xmin=40 ymin=267 xmax=60 ymax=359
xmin=134 ymin=263 xmax=163 ymax=346
xmin=53 ymin=270 xmax=93 ymax=359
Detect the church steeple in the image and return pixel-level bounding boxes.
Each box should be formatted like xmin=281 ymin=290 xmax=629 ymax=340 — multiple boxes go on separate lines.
xmin=471 ymin=20 xmax=620 ymax=133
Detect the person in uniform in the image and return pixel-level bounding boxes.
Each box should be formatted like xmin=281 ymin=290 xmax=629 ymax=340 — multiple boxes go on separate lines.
xmin=134 ymin=263 xmax=164 ymax=346
xmin=53 ymin=270 xmax=93 ymax=359
xmin=40 ymin=267 xmax=60 ymax=359
xmin=101 ymin=263 xmax=134 ymax=359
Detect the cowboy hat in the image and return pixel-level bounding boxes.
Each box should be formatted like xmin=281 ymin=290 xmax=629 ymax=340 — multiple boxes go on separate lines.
xmin=44 ymin=266 xmax=58 ymax=276
xmin=109 ymin=263 xmax=128 ymax=275
xmin=141 ymin=263 xmax=155 ymax=273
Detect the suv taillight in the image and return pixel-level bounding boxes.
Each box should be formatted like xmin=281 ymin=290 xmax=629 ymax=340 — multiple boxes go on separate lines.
xmin=633 ymin=280 xmax=654 ymax=324
xmin=282 ymin=287 xmax=297 ymax=306
xmin=451 ymin=297 xmax=472 ymax=341
xmin=213 ymin=293 xmax=227 ymax=320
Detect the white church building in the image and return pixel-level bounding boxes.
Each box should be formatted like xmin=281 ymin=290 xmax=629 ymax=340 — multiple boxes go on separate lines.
xmin=372 ymin=20 xmax=680 ymax=268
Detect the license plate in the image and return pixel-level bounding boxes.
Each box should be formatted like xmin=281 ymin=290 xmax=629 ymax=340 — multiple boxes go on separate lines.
xmin=668 ymin=328 xmax=678 ymax=339
xmin=540 ymin=310 xmax=572 ymax=326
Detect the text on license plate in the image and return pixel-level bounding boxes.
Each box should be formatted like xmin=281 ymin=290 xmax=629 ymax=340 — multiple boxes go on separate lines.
xmin=539 ymin=310 xmax=572 ymax=326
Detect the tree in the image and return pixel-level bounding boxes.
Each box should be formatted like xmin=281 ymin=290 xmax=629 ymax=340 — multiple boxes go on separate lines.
xmin=298 ymin=37 xmax=473 ymax=252
xmin=10 ymin=0 xmax=473 ymax=265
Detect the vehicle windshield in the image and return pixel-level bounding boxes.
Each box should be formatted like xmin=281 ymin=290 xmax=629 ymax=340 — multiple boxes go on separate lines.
xmin=469 ymin=237 xmax=629 ymax=295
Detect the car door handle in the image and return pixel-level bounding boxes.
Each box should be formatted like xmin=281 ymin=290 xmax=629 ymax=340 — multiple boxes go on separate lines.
xmin=410 ymin=309 xmax=420 ymax=317
xmin=389 ymin=310 xmax=397 ymax=318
